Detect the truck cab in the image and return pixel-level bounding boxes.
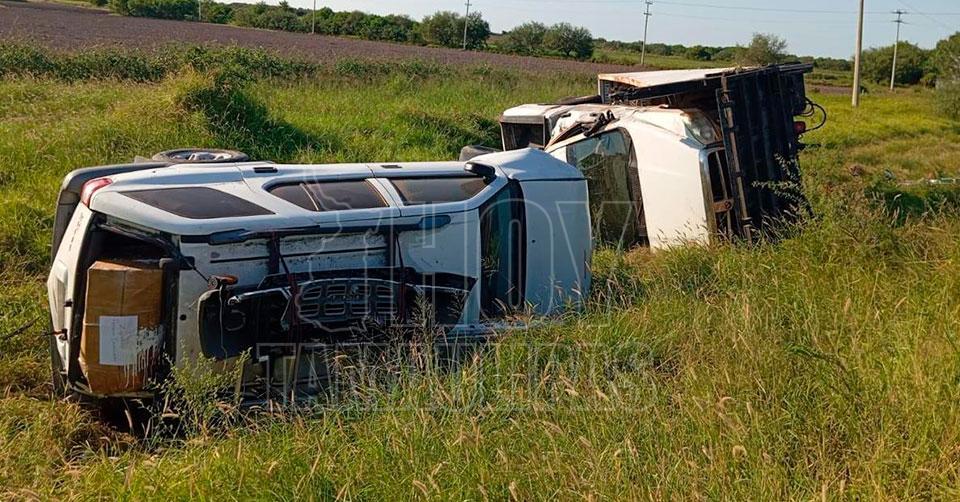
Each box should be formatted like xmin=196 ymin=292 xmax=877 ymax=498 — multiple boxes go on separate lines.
xmin=499 ymin=64 xmax=818 ymax=249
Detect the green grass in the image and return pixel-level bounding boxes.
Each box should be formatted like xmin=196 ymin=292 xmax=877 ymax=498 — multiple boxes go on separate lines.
xmin=1 ymin=44 xmax=960 ymax=499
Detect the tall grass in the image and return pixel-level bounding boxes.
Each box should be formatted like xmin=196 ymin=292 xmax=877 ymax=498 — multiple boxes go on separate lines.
xmin=0 ymin=45 xmax=959 ymax=498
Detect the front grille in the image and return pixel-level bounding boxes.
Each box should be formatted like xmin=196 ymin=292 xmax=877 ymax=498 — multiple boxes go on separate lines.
xmin=296 ymin=279 xmax=398 ymax=326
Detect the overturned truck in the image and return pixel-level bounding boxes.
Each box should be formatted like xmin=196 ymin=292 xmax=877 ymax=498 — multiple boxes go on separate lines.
xmin=495 ymin=64 xmax=821 ymax=248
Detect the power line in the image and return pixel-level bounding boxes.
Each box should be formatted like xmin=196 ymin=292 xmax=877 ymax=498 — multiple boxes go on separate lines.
xmin=508 ymin=0 xmax=960 ymax=15
xmin=656 ymin=0 xmax=960 ymax=15
xmin=653 ymin=11 xmax=893 ymax=25
xmin=655 ymin=0 xmax=875 ymax=15
xmin=896 ymin=0 xmax=957 ymax=30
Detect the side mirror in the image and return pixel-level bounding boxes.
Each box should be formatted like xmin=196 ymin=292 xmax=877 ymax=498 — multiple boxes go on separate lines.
xmin=465 ymin=162 xmax=497 ymax=182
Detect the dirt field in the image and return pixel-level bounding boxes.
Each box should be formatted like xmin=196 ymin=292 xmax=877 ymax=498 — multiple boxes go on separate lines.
xmin=0 ymin=0 xmax=640 ymax=74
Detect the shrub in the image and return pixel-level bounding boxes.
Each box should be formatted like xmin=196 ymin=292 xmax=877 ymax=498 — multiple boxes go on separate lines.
xmin=501 ymin=22 xmax=547 ymax=56
xmin=684 ymin=45 xmax=713 ymax=61
xmin=738 ymin=33 xmax=789 ymax=65
xmin=861 ymin=42 xmax=930 ymax=86
xmin=108 ymin=0 xmax=129 ymax=15
xmin=543 ymin=22 xmax=593 ymax=60
xmin=0 ymin=43 xmax=316 ymax=82
xmin=231 ymin=2 xmax=305 ymax=32
xmin=419 ymin=11 xmax=489 ymax=49
xmin=813 ymin=56 xmax=853 ymax=72
xmin=199 ymin=0 xmax=233 ymax=24
xmin=124 ymin=0 xmax=196 ymax=20
xmin=937 ymin=83 xmax=960 ymax=119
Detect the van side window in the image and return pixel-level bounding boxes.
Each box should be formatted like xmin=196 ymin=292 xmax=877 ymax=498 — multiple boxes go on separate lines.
xmin=565 ymin=129 xmax=645 ymax=246
xmin=121 ymin=187 xmax=273 ymax=219
xmin=391 ymin=176 xmax=490 ymax=205
xmin=479 ymin=182 xmax=525 ymax=318
xmin=268 ymin=180 xmax=387 ymax=212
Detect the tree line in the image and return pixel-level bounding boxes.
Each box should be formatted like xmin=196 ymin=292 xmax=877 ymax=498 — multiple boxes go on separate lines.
xmin=91 ymin=0 xmax=960 ymax=97
xmin=95 ymin=0 xmax=603 ymax=59
xmin=99 ymin=1 xmax=498 ymax=52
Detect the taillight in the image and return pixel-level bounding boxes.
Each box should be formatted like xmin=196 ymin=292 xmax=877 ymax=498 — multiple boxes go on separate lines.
xmin=793 ymin=121 xmax=807 ymax=135
xmin=80 ymin=177 xmax=113 ymax=206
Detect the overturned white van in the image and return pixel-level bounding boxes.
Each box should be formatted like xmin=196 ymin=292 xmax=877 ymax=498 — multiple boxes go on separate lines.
xmin=47 ymin=149 xmax=591 ymax=402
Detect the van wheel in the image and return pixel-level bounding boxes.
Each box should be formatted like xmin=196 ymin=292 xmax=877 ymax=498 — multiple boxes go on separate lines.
xmin=151 ymin=149 xmax=250 ymax=164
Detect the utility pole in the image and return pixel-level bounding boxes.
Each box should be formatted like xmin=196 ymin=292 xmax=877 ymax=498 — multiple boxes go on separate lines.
xmin=852 ymin=0 xmax=865 ymax=107
xmin=311 ymin=0 xmax=317 ymax=34
xmin=197 ymin=0 xmax=201 ymax=22
xmin=640 ymin=1 xmax=653 ymax=66
xmin=890 ymin=10 xmax=906 ymax=90
xmin=462 ymin=0 xmax=473 ymax=50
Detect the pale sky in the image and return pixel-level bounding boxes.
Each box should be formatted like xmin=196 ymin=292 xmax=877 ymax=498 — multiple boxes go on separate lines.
xmin=271 ymin=0 xmax=959 ymax=58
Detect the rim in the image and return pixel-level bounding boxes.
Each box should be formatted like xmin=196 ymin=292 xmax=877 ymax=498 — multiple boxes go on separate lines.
xmin=165 ymin=149 xmax=239 ymax=162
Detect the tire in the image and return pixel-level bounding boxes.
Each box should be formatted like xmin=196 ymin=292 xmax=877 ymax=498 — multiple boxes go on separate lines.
xmin=458 ymin=145 xmax=500 ymax=162
xmin=151 ymin=148 xmax=249 ymax=164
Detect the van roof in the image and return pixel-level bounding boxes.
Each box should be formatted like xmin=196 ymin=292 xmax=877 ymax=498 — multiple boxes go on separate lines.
xmin=87 ymin=149 xmax=582 ymax=238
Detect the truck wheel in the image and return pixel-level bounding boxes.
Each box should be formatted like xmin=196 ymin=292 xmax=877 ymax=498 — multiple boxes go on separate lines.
xmin=151 ymin=149 xmax=250 ymax=164
xmin=459 ymin=145 xmax=500 ymax=162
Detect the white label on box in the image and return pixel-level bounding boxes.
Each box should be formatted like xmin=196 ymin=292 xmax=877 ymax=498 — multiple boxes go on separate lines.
xmin=99 ymin=315 xmax=140 ymax=366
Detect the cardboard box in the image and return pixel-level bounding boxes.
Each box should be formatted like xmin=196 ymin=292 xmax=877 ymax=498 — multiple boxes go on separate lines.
xmin=80 ymin=260 xmax=163 ymax=395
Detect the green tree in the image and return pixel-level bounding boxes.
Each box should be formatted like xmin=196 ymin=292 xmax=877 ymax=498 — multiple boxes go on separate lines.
xmin=711 ymin=46 xmax=741 ymax=62
xmin=124 ymin=0 xmax=196 ymax=20
xmin=230 ymin=2 xmax=305 ymax=32
xmin=199 ymin=0 xmax=233 ymax=24
xmin=932 ymin=32 xmax=960 ymax=118
xmin=420 ymin=11 xmax=489 ymax=49
xmin=861 ymin=42 xmax=929 ymax=86
xmin=684 ymin=45 xmax=712 ymax=61
xmin=932 ymin=32 xmax=960 ymax=82
xmin=501 ymin=22 xmax=547 ymax=55
xmin=543 ymin=23 xmax=593 ymax=60
xmin=738 ymin=33 xmax=789 ymax=65
xmin=108 ymin=0 xmax=130 ymax=15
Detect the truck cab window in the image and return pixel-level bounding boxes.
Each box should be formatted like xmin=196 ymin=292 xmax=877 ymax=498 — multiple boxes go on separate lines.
xmin=479 ymin=182 xmax=524 ymax=318
xmin=565 ymin=129 xmax=645 ymax=246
